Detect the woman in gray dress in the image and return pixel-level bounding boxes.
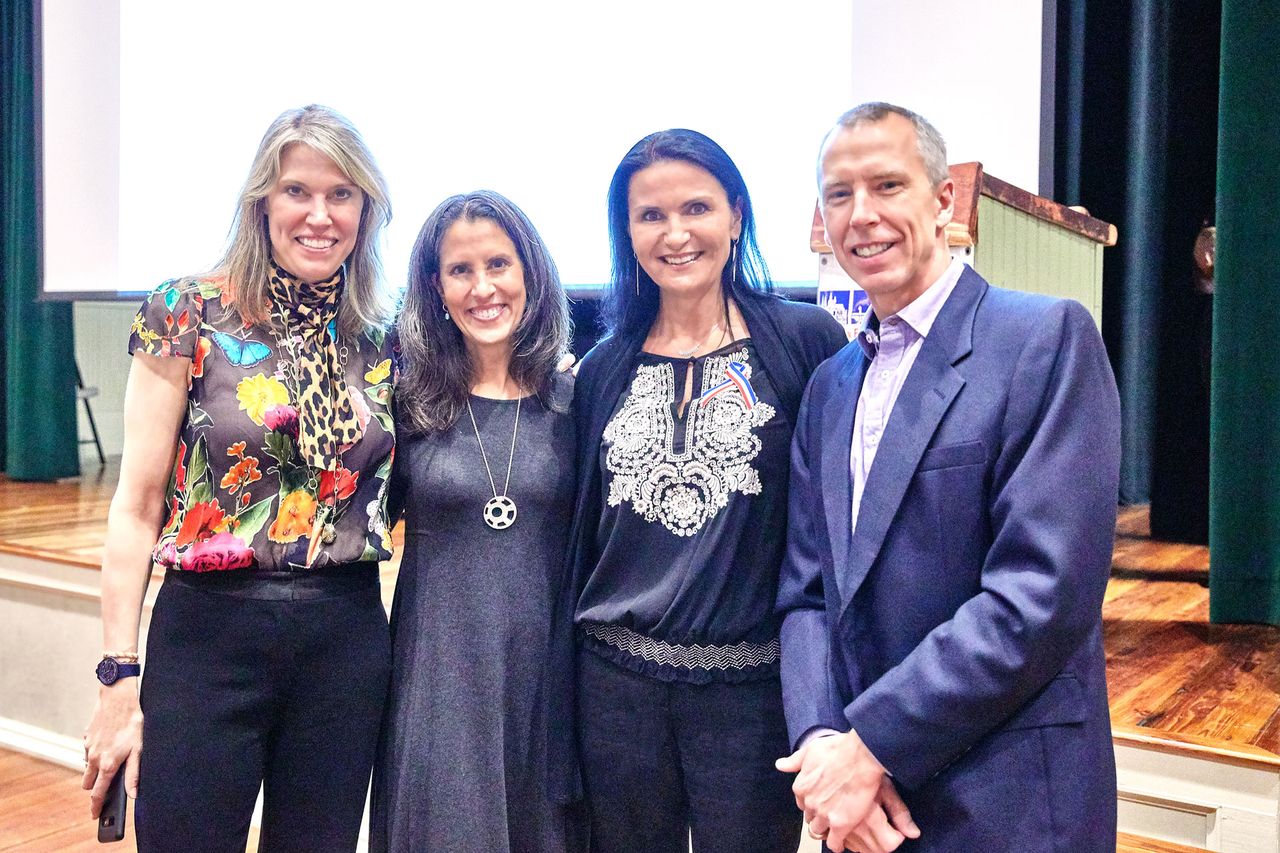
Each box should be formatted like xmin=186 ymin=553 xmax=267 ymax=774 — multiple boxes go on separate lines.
xmin=371 ymin=190 xmax=581 ymax=853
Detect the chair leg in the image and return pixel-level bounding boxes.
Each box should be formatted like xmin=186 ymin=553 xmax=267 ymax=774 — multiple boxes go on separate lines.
xmin=75 ymin=363 xmax=107 ymax=466
xmin=83 ymin=394 xmax=106 ymax=466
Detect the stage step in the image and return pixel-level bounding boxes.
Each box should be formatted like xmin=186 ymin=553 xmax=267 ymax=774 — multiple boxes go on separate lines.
xmin=1114 ymin=725 xmax=1280 ymax=850
xmin=1118 ymin=831 xmax=1210 ymax=852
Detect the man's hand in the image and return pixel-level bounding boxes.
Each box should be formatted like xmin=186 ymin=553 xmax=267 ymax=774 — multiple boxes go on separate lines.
xmin=776 ymin=731 xmax=919 ymax=852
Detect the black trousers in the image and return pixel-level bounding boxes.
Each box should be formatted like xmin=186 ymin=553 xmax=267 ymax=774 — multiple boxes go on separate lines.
xmin=135 ymin=566 xmax=391 ymax=853
xmin=576 ymin=649 xmax=800 ymax=853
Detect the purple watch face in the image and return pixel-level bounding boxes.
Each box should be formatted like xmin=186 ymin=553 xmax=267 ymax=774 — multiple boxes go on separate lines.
xmin=96 ymin=657 xmax=120 ymax=685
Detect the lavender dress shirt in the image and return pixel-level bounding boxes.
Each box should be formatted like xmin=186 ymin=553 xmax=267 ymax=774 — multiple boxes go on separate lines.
xmin=850 ymin=258 xmax=966 ymax=536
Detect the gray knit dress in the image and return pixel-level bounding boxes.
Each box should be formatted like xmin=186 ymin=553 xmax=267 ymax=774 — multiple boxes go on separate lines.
xmin=371 ymin=385 xmax=579 ymax=853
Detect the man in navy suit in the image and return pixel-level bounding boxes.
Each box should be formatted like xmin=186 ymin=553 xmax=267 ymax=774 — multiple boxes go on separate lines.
xmin=775 ymin=103 xmax=1121 ymax=852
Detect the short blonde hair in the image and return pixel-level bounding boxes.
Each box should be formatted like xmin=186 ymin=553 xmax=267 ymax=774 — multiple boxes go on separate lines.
xmin=214 ymin=105 xmax=394 ymax=335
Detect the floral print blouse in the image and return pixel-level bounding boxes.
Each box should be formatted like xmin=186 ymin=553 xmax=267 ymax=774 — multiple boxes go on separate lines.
xmin=129 ymin=277 xmax=397 ymax=572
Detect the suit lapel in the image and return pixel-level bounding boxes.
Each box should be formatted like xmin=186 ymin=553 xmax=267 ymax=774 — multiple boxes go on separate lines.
xmin=821 ymin=346 xmax=867 ymax=602
xmin=836 ymin=268 xmax=985 ymax=614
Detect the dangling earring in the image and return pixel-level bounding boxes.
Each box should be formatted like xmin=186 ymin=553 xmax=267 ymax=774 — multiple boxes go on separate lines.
xmin=634 ymin=255 xmax=640 ymax=296
xmin=730 ymin=239 xmax=739 ymax=286
xmin=443 ymin=307 xmax=450 ymax=321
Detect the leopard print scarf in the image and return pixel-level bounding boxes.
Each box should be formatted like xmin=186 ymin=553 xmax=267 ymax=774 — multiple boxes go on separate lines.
xmin=267 ymin=262 xmax=361 ymax=472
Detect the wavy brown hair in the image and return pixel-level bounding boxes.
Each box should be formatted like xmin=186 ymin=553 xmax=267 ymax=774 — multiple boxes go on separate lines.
xmin=396 ymin=190 xmax=571 ymax=433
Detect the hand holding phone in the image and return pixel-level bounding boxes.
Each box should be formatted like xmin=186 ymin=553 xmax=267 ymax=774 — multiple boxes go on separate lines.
xmin=97 ymin=768 xmax=127 ymax=843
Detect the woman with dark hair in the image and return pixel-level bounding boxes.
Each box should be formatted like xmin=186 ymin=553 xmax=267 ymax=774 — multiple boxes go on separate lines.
xmin=372 ymin=190 xmax=580 ymax=852
xmin=82 ymin=104 xmax=398 ymax=850
xmin=554 ymin=130 xmax=847 ymax=852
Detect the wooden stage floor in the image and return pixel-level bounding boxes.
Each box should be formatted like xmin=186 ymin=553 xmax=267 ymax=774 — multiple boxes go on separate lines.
xmin=1 ymin=465 xmax=1277 ymax=761
xmin=1107 ymin=510 xmax=1280 ymax=758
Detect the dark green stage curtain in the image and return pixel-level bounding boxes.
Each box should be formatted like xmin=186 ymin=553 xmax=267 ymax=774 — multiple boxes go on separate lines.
xmin=1209 ymin=0 xmax=1280 ymax=624
xmin=1147 ymin=2 xmax=1219 ymax=544
xmin=1054 ymin=0 xmax=1220 ymax=514
xmin=1 ymin=0 xmax=80 ymax=481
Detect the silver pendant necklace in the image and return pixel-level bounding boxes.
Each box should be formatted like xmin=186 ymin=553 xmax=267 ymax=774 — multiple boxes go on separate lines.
xmin=674 ymin=321 xmax=726 ymax=360
xmin=466 ymin=395 xmax=521 ymax=530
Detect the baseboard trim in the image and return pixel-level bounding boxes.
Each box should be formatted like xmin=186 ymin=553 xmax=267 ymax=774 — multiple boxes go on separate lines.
xmin=0 ymin=715 xmax=83 ymax=770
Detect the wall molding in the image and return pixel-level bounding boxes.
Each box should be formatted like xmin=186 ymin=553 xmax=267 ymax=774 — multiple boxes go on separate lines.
xmin=0 ymin=715 xmax=83 ymax=770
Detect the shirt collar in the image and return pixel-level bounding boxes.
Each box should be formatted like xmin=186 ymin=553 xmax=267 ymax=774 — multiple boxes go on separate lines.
xmin=857 ymin=257 xmax=965 ymax=358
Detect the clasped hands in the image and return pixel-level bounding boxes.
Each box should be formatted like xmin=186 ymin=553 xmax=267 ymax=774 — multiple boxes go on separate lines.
xmin=775 ymin=730 xmax=920 ymax=853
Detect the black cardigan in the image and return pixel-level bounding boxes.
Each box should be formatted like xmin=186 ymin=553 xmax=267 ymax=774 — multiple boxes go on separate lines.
xmin=545 ymin=292 xmax=846 ymax=802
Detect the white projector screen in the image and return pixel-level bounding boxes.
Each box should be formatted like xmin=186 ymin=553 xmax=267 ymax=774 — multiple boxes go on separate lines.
xmin=39 ymin=0 xmax=856 ymax=299
xmin=850 ymin=0 xmax=1049 ymax=196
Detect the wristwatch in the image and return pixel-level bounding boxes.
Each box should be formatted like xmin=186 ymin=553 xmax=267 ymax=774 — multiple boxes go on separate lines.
xmin=95 ymin=656 xmax=141 ymax=686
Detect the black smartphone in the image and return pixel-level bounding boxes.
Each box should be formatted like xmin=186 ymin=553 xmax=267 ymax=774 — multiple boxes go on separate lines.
xmin=97 ymin=769 xmax=127 ymax=843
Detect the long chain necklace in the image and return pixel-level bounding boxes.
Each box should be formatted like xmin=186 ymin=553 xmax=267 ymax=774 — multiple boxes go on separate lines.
xmin=270 ymin=304 xmax=348 ymax=546
xmin=466 ymin=395 xmax=521 ymax=530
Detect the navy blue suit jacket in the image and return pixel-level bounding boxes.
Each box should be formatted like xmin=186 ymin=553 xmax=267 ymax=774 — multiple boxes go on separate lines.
xmin=777 ymin=267 xmax=1121 ymax=851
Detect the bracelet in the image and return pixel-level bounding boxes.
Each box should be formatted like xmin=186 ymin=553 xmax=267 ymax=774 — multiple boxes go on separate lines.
xmin=102 ymin=651 xmax=140 ymax=663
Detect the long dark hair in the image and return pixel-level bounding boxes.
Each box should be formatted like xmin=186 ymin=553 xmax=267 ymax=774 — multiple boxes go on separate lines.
xmin=602 ymin=129 xmax=773 ymax=339
xmin=397 ymin=190 xmax=570 ymax=433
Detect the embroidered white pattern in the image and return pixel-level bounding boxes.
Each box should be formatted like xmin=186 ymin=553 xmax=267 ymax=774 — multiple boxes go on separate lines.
xmin=582 ymin=623 xmax=780 ymax=671
xmin=603 ymin=348 xmax=776 ymax=537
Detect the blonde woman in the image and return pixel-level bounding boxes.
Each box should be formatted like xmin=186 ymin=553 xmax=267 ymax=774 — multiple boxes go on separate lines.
xmin=82 ymin=105 xmax=399 ymax=851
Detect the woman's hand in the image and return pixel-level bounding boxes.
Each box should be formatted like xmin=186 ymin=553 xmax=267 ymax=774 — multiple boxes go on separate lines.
xmin=83 ymin=681 xmax=143 ymax=818
xmin=83 ymin=351 xmax=189 ymax=817
xmin=557 ymin=351 xmax=579 ymax=376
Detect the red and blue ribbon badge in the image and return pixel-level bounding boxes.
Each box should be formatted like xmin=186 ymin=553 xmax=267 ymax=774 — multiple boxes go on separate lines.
xmin=699 ymin=361 xmax=758 ymax=410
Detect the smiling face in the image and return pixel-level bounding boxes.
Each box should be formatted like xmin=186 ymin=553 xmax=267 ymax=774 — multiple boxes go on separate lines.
xmin=819 ymin=114 xmax=955 ymax=317
xmin=265 ymin=144 xmax=364 ymax=284
xmin=627 ymin=159 xmax=742 ymax=301
xmin=438 ymin=217 xmax=527 ymax=363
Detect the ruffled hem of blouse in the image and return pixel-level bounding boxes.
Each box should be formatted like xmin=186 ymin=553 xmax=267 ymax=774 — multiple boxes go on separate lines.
xmin=577 ymin=632 xmax=780 ymax=685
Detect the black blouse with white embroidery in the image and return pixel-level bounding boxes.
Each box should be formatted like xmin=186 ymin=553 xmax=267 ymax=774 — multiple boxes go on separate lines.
xmin=575 ymin=339 xmax=793 ymax=683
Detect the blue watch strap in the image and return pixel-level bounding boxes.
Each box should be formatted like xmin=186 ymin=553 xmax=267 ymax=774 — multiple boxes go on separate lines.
xmin=95 ymin=657 xmax=141 ymax=685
